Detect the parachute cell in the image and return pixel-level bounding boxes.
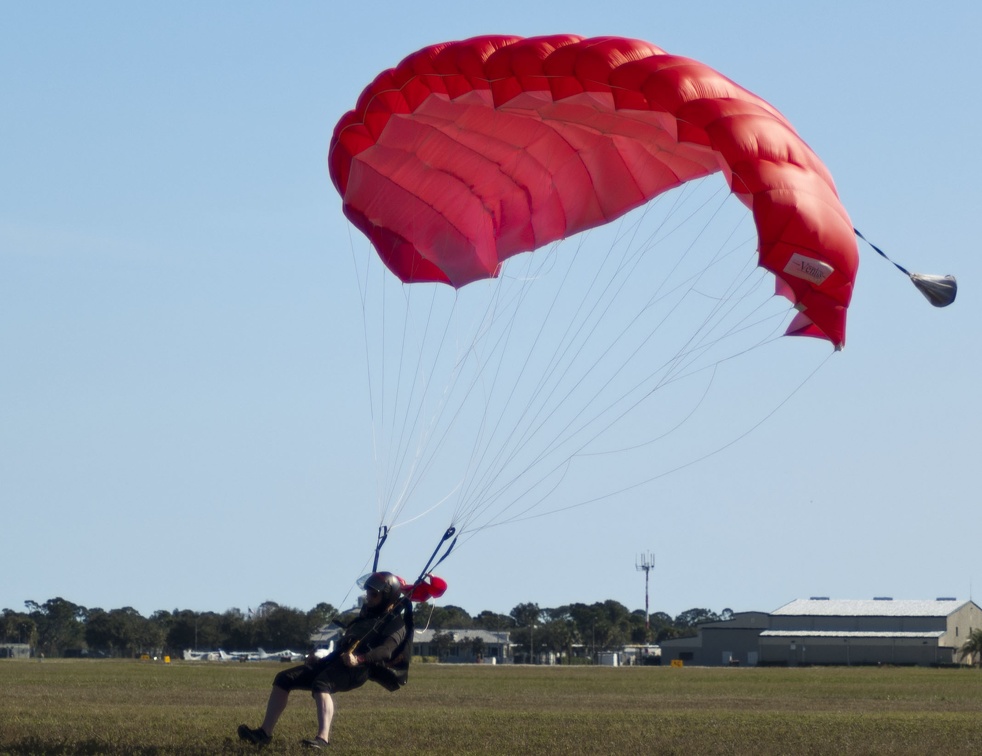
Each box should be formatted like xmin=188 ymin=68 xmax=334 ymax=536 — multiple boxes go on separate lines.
xmin=329 ymin=35 xmax=858 ymax=348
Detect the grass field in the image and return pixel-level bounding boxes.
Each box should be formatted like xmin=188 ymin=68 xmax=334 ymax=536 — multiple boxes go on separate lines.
xmin=1 ymin=659 xmax=980 ymax=755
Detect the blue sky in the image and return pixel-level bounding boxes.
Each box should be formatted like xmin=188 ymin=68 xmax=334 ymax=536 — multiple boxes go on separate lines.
xmin=2 ymin=1 xmax=978 ymax=621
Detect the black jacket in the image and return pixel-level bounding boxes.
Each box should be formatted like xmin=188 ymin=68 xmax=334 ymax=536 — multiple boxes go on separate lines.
xmin=337 ymin=601 xmax=411 ymax=691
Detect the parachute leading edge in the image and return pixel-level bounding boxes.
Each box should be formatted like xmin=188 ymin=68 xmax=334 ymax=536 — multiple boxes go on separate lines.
xmin=329 ymin=35 xmax=859 ymax=349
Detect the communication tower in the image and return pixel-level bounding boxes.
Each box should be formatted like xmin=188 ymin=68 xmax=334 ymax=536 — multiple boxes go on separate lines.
xmin=636 ymin=552 xmax=655 ymax=630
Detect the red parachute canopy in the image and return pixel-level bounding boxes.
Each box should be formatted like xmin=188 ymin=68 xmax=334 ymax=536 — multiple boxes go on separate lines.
xmin=329 ymin=35 xmax=857 ymax=348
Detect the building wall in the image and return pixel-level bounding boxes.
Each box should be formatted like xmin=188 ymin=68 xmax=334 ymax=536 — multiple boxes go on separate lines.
xmin=659 ymin=612 xmax=771 ymax=666
xmin=700 ymin=627 xmax=768 ymax=666
xmin=658 ymin=602 xmax=982 ymax=667
xmin=411 ymin=629 xmax=513 ymax=663
xmin=0 ymin=643 xmax=32 ymax=659
xmin=759 ymin=636 xmax=951 ymax=666
xmin=657 ymin=636 xmax=702 ymax=665
xmin=943 ymin=603 xmax=982 ymax=656
xmin=412 ymin=639 xmax=510 ymax=662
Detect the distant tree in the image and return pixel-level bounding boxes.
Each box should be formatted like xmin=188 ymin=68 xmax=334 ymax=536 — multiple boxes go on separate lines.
xmin=599 ymin=599 xmax=633 ymax=626
xmin=85 ymin=608 xmax=125 ymax=656
xmin=539 ymin=617 xmax=578 ymax=659
xmin=510 ymin=603 xmax=542 ymax=658
xmin=306 ymin=602 xmax=337 ymax=634
xmin=426 ymin=604 xmax=473 ymax=629
xmin=673 ymin=608 xmax=721 ymax=634
xmin=168 ymin=611 xmax=223 ymax=652
xmin=219 ymin=608 xmax=250 ymax=650
xmin=432 ymin=630 xmax=455 ymax=659
xmin=1 ymin=609 xmax=36 ymax=646
xmin=510 ymin=603 xmax=541 ymax=630
xmin=84 ymin=607 xmax=162 ymax=657
xmin=564 ymin=603 xmax=601 ymax=656
xmin=165 ymin=610 xmax=202 ymax=652
xmin=247 ymin=603 xmax=274 ymax=646
xmin=465 ymin=635 xmax=486 ymax=661
xmin=473 ymin=610 xmax=514 ymax=630
xmin=600 ymin=599 xmax=631 ymax=650
xmin=150 ymin=609 xmax=173 ymax=634
xmin=26 ymin=598 xmax=85 ymax=656
xmin=628 ymin=608 xmax=665 ymax=644
xmin=650 ymin=611 xmax=672 ymax=627
xmin=134 ymin=612 xmax=166 ymax=655
xmin=2 ymin=596 xmax=744 ymax=660
xmin=149 ymin=610 xmax=177 ymax=654
xmin=634 ymin=610 xmax=682 ymax=643
xmin=254 ymin=604 xmax=310 ymax=650
xmin=629 ymin=620 xmax=650 ymax=645
xmin=655 ymin=624 xmax=684 ymax=643
xmin=958 ymin=628 xmax=982 ymax=667
xmin=560 ymin=601 xmax=633 ymax=654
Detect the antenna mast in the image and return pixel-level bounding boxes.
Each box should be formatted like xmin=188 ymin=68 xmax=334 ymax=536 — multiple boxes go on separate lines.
xmin=636 ymin=552 xmax=655 ymax=630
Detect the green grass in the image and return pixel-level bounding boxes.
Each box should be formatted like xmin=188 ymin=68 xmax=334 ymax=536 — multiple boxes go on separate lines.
xmin=1 ymin=660 xmax=981 ymax=754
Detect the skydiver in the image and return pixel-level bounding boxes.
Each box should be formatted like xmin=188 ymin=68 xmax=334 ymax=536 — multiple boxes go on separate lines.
xmin=237 ymin=571 xmax=410 ymax=749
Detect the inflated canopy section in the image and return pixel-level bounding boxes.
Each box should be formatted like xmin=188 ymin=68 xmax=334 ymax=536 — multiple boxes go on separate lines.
xmin=329 ymin=34 xmax=857 ymax=348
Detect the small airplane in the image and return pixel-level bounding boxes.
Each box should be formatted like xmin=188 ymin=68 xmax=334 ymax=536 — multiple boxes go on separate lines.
xmin=181 ymin=649 xmax=222 ymax=661
xmin=255 ymin=648 xmax=306 ymax=662
xmin=182 ymin=648 xmax=306 ymax=662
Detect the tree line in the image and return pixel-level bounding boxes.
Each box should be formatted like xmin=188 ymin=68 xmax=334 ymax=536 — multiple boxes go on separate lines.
xmin=1 ymin=597 xmax=732 ymax=659
xmin=0 ymin=598 xmax=336 ymax=659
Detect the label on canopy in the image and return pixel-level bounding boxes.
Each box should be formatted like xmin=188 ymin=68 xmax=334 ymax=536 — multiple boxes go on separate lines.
xmin=783 ymin=253 xmax=833 ymax=286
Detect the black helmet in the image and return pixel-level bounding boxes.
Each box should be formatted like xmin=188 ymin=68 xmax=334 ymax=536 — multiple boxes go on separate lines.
xmin=363 ymin=571 xmax=403 ymax=605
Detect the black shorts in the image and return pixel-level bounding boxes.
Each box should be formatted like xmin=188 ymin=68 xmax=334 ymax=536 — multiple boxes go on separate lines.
xmin=272 ymin=656 xmax=370 ymax=695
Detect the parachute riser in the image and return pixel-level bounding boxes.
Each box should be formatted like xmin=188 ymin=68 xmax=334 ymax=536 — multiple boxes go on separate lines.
xmin=368 ymin=524 xmax=455 ymax=602
xmin=412 ymin=526 xmax=457 ymax=588
xmin=372 ymin=525 xmax=389 ymax=573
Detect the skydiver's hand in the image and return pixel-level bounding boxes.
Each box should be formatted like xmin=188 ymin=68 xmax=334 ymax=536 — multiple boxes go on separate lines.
xmin=341 ymin=651 xmax=360 ymax=667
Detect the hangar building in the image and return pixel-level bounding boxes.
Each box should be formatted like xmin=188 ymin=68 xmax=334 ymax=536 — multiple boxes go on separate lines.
xmin=658 ymin=598 xmax=981 ymax=667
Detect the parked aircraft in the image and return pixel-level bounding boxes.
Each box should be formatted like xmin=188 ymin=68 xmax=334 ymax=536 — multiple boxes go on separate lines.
xmin=182 ymin=648 xmax=306 ymax=662
xmin=181 ymin=649 xmax=222 ymax=661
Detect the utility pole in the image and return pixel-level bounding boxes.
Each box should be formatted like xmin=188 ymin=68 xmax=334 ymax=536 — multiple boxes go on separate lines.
xmin=636 ymin=552 xmax=655 ymax=630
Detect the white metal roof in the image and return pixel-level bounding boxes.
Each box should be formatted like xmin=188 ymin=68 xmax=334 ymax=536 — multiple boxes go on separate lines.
xmin=771 ymin=599 xmax=964 ymax=617
xmin=413 ymin=628 xmax=511 ymax=644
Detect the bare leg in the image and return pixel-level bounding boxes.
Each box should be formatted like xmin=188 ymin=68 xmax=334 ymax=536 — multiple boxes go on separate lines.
xmin=260 ymin=685 xmax=290 ymax=735
xmin=313 ymin=691 xmax=335 ymax=742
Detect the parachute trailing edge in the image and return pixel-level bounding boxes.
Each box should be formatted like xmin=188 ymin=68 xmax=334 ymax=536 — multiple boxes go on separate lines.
xmin=329 ymin=34 xmax=859 ymax=348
